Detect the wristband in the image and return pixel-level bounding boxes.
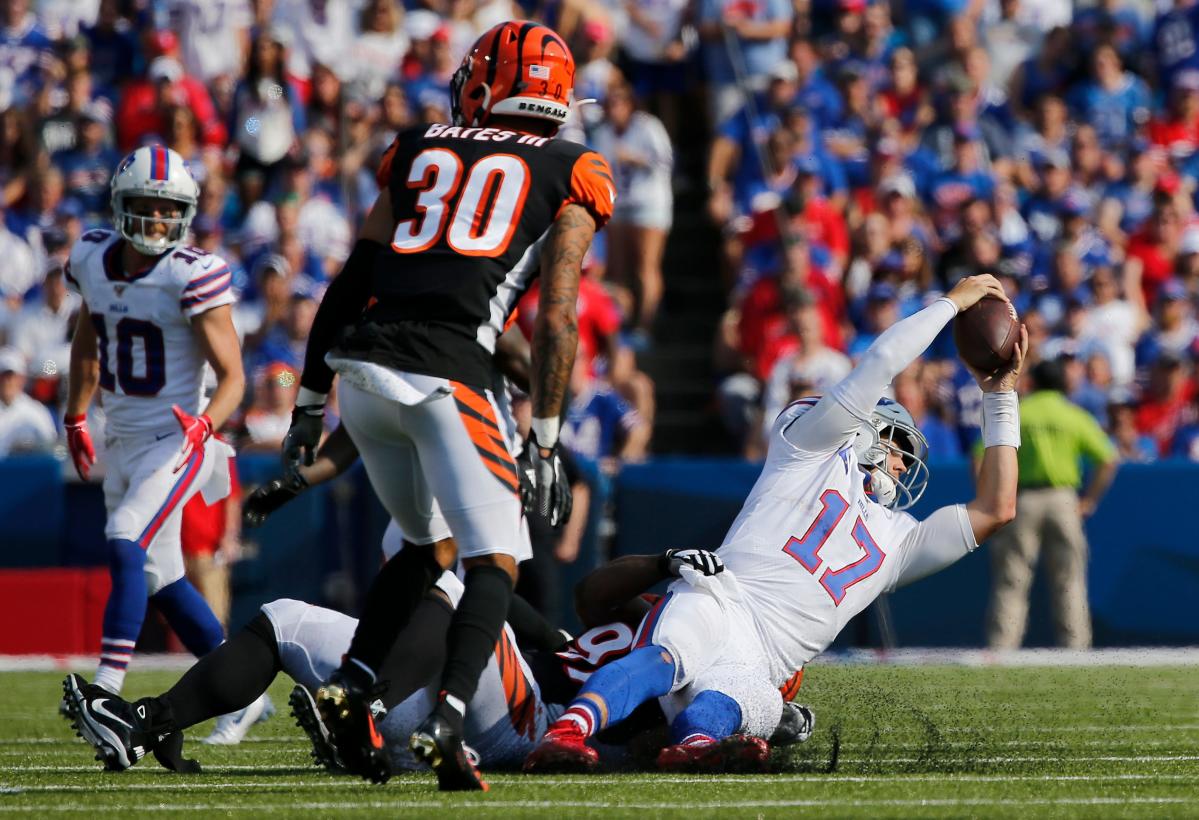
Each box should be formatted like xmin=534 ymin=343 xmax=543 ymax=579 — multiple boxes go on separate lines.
xmin=64 ymin=413 xmax=86 ymax=426
xmin=296 ymin=387 xmax=328 ymax=409
xmin=982 ymin=390 xmax=1020 ymax=448
xmin=531 ymin=416 xmax=560 ymax=450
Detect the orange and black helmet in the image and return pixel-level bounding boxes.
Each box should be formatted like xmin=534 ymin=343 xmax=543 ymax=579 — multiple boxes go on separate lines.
xmin=449 ymin=21 xmax=576 ymax=128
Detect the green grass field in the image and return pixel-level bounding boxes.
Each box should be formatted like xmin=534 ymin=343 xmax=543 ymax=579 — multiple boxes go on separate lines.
xmin=2 ymin=663 xmax=1196 ymax=818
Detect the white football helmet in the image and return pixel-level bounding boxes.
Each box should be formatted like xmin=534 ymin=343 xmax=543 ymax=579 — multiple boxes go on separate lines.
xmin=110 ymin=145 xmax=199 ymax=255
xmin=851 ymin=397 xmax=929 ymax=511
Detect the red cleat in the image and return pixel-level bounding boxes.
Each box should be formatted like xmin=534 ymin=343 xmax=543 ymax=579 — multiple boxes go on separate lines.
xmin=523 ymin=724 xmax=599 ymax=773
xmin=656 ymin=734 xmax=770 ymax=774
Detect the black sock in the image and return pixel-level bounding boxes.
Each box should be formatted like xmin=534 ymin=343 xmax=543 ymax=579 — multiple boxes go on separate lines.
xmin=507 ymin=593 xmax=568 ymax=652
xmin=148 ymin=612 xmax=281 ymax=730
xmin=375 ymin=592 xmax=454 ymax=710
xmin=436 ymin=565 xmax=513 ymax=733
xmin=346 ymin=546 xmax=444 ymax=674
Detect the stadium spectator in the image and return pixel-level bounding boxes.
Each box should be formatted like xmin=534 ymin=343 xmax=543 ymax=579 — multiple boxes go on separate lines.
xmin=8 ymin=263 xmax=75 ymax=375
xmin=986 ymin=358 xmax=1118 ymax=651
xmin=352 ymin=0 xmax=409 ymax=103
xmin=115 ymin=55 xmax=226 ymax=152
xmin=561 ymin=358 xmax=651 ymax=471
xmin=241 ymin=362 xmax=299 ymax=452
xmin=230 ymin=27 xmax=306 ymax=190
xmin=697 ymin=0 xmax=792 ymax=123
xmin=592 ymin=82 xmax=673 ymax=338
xmin=170 ymin=0 xmax=254 ymax=85
xmin=1135 ymin=350 xmax=1196 ymax=455
xmin=1109 ymin=392 xmax=1158 ymax=463
xmin=0 ymin=347 xmax=55 ymax=457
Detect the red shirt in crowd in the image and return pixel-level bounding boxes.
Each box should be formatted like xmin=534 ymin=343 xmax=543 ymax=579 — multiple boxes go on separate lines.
xmin=1135 ymin=378 xmax=1197 ymax=455
xmin=116 ymin=77 xmax=227 ymax=152
xmin=1126 ymin=230 xmax=1176 ymax=306
xmin=517 ymin=274 xmax=622 ymax=375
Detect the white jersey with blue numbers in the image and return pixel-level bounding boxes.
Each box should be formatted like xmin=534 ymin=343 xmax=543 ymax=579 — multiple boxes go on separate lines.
xmin=65 ymin=228 xmax=235 ymax=438
xmin=716 ymin=299 xmax=978 ymax=682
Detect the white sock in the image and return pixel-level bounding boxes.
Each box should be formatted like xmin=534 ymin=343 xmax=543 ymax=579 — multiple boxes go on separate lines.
xmin=94 ymin=665 xmax=125 ymax=694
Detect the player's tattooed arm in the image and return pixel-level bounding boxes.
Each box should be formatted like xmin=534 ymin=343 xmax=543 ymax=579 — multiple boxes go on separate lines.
xmin=66 ymin=302 xmax=100 ymax=417
xmin=532 ymin=203 xmax=594 ymax=423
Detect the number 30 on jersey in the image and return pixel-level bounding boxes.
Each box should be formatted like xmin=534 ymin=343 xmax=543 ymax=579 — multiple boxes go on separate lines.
xmin=391 ymin=148 xmax=530 ymax=258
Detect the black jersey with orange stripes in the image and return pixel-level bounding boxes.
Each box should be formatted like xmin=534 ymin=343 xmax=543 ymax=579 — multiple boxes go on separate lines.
xmin=336 ymin=122 xmax=615 ymax=389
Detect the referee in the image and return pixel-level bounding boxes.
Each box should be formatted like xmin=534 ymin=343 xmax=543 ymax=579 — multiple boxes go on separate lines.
xmin=985 ymin=358 xmax=1118 ymax=650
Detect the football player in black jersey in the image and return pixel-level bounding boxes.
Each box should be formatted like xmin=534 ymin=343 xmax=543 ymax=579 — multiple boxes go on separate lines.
xmin=280 ymin=20 xmax=615 ymax=790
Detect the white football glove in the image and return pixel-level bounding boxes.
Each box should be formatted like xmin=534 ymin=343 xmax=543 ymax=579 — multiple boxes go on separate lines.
xmin=660 ymin=548 xmax=724 ymax=578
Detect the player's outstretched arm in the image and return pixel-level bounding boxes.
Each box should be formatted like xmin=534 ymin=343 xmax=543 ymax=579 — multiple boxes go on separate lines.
xmin=964 ymin=323 xmax=1027 ymax=543
xmin=891 ymin=324 xmax=1027 ymax=589
xmin=243 ymin=423 xmax=361 ymax=528
xmin=573 ymin=550 xmax=723 ymax=629
xmin=783 ymin=275 xmax=1008 ymax=457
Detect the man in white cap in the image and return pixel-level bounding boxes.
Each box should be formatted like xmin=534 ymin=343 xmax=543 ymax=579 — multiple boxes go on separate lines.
xmin=0 ymin=347 xmax=56 ymax=457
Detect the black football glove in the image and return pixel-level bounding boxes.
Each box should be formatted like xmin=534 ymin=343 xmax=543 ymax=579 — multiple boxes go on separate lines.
xmin=659 ymin=548 xmax=725 ymax=578
xmin=517 ymin=435 xmax=573 ymax=528
xmin=242 ymin=471 xmax=309 ymax=528
xmin=282 ymin=405 xmax=324 ymax=470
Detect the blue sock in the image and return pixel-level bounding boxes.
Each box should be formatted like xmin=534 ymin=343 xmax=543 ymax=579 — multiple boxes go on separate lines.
xmin=96 ymin=539 xmax=150 ymax=691
xmin=670 ymin=689 xmax=742 ymax=744
xmin=557 ymin=645 xmax=675 ymax=736
xmin=151 ymin=578 xmax=224 ymax=657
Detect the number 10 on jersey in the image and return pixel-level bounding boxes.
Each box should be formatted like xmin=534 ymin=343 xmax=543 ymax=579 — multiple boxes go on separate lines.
xmin=391 ymin=148 xmax=530 ymax=257
xmin=781 ymin=489 xmax=886 ymax=606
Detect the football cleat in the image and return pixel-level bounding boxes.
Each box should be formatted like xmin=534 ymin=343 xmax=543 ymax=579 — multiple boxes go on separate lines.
xmin=315 ymin=672 xmax=391 ymax=784
xmin=770 ymin=702 xmax=815 ymax=747
xmin=289 ymin=685 xmax=347 ymax=774
xmin=410 ymin=713 xmax=489 ymax=791
xmin=656 ymin=733 xmax=770 ymax=774
xmin=61 ymin=674 xmax=158 ymax=771
xmin=203 ymin=692 xmax=272 ymax=745
xmin=522 ymin=724 xmax=599 ymax=774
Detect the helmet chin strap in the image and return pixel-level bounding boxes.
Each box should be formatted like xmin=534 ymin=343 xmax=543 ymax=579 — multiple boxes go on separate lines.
xmin=865 ymin=467 xmax=898 ymax=507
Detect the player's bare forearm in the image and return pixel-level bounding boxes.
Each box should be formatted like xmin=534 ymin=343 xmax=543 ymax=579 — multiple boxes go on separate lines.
xmin=494 ymin=324 xmax=532 ymax=393
xmin=966 ymin=443 xmax=1018 ymax=542
xmin=297 ymin=423 xmax=360 ymax=487
xmin=532 ymin=204 xmax=593 ymax=422
xmin=574 ymin=554 xmax=667 ymax=629
xmin=192 ymin=304 xmax=245 ymax=430
xmin=66 ymin=304 xmax=99 ymax=417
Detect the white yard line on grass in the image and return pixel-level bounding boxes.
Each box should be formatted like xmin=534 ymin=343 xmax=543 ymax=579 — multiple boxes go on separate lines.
xmin=0 ymin=797 xmax=1191 ymax=812
xmin=10 ymin=753 xmax=1199 ymax=774
xmin=4 ymin=773 xmax=1199 ymax=792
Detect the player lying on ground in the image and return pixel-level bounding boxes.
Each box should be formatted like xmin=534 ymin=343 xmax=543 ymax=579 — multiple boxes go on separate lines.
xmin=62 ymin=549 xmax=812 ymax=773
xmin=62 ymin=145 xmax=270 ymax=740
xmin=525 ymin=274 xmax=1027 ymax=773
xmin=280 ymin=19 xmax=615 ymax=791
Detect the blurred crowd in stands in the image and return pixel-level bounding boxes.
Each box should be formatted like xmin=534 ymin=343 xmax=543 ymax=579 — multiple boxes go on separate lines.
xmin=0 ymin=0 xmax=1197 ymax=483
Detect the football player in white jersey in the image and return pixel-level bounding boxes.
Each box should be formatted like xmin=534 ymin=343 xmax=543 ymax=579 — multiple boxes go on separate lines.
xmin=63 ymin=145 xmax=246 ymax=698
xmin=526 ymin=274 xmax=1027 ymax=773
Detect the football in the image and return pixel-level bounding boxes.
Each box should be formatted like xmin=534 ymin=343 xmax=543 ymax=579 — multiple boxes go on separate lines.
xmin=953 ymin=297 xmax=1019 ymax=373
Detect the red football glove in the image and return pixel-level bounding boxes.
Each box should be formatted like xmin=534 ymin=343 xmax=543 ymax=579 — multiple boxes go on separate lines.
xmin=64 ymin=414 xmax=96 ymax=481
xmin=172 ymin=405 xmax=214 ymax=473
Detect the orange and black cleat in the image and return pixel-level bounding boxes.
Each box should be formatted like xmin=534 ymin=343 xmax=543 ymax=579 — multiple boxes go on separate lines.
xmin=314 ymin=673 xmax=391 ymax=785
xmin=410 ymin=713 xmax=489 ymax=791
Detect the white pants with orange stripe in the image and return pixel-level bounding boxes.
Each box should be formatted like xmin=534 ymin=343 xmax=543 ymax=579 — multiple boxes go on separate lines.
xmin=262 ymin=588 xmax=551 ymax=770
xmin=101 ymin=430 xmax=225 ymax=595
xmin=336 ymin=371 xmax=529 ymax=561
